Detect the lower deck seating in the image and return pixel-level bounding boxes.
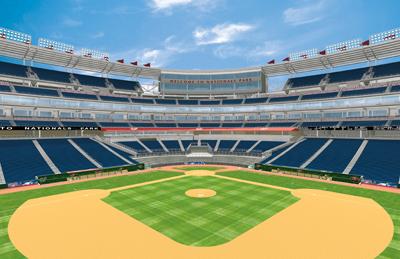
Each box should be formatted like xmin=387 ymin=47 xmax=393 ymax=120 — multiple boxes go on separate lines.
xmin=72 ymin=138 xmax=129 ymax=167
xmin=306 ymin=139 xmax=362 ymax=172
xmin=271 ymin=138 xmax=327 ymax=168
xmin=0 ymin=139 xmax=53 ymax=183
xmin=119 ymin=141 xmax=147 ymax=153
xmin=38 ymin=139 xmax=96 ymax=172
xmin=350 ymin=140 xmax=400 ymax=184
xmin=233 ymin=140 xmax=257 ymax=152
xmin=252 ymin=141 xmax=285 ymax=153
xmin=161 ymin=140 xmax=181 ymax=151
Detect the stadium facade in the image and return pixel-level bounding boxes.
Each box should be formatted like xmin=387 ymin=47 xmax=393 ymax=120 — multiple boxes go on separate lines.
xmin=0 ymin=26 xmax=400 ymax=188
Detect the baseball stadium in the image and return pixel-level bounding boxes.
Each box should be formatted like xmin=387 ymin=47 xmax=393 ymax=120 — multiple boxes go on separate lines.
xmin=0 ymin=1 xmax=400 ymax=258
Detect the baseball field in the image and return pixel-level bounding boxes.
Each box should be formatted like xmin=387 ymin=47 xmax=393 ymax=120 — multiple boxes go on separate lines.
xmin=0 ymin=166 xmax=399 ymax=258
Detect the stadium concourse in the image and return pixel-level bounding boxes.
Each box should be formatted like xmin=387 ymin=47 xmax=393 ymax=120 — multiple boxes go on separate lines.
xmin=0 ymin=25 xmax=400 ymax=259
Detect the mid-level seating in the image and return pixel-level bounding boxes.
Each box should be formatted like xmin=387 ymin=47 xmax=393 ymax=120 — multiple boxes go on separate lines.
xmin=341 ymin=87 xmax=387 ymax=97
xmin=0 ymin=85 xmax=12 ymax=92
xmin=108 ymin=78 xmax=140 ymax=91
xmin=268 ymin=122 xmax=295 ymax=127
xmin=199 ymin=123 xmax=220 ymax=128
xmin=222 ymin=99 xmax=243 ymax=105
xmin=99 ymin=95 xmax=130 ymax=103
xmin=244 ymin=97 xmax=268 ymax=104
xmin=155 ymin=123 xmax=177 ymax=128
xmin=351 ymin=139 xmax=400 ymax=184
xmin=300 ymin=121 xmax=339 ymax=127
xmin=38 ymin=138 xmax=96 ymax=172
xmin=218 ymin=140 xmax=237 ymax=151
xmin=31 ymin=67 xmax=71 ymax=83
xmin=271 ymin=138 xmax=327 ymax=168
xmin=140 ymin=139 xmax=164 ymax=152
xmin=177 ymin=99 xmax=198 ymax=105
xmin=161 ymin=140 xmax=181 ymax=151
xmin=61 ymin=121 xmax=99 ymax=128
xmin=181 ymin=140 xmax=196 ymax=150
xmin=269 ymin=96 xmax=299 ymax=103
xmin=301 ymin=92 xmax=338 ymax=100
xmin=178 ymin=123 xmax=198 ymax=127
xmin=62 ymin=92 xmax=98 ymax=100
xmin=99 ymin=122 xmax=131 ymax=127
xmin=0 ymin=139 xmax=53 ymax=183
xmin=73 ymin=73 xmax=107 ymax=87
xmin=221 ymin=123 xmax=243 ymax=128
xmin=130 ymin=122 xmax=154 ymax=127
xmin=244 ymin=122 xmax=269 ymax=127
xmin=0 ymin=120 xmax=12 ymax=126
xmin=131 ymin=98 xmax=154 ymax=104
xmin=252 ymin=141 xmax=285 ymax=153
xmin=341 ymin=120 xmax=387 ymax=127
xmin=0 ymin=61 xmax=27 ymax=77
xmin=14 ymin=85 xmax=59 ymax=97
xmin=72 ymin=138 xmax=128 ymax=167
xmin=200 ymin=140 xmax=218 ymax=149
xmin=373 ymin=61 xmax=400 ymax=78
xmin=287 ymin=74 xmax=325 ymax=88
xmin=328 ymin=67 xmax=368 ymax=83
xmin=155 ymin=99 xmax=176 ymax=105
xmin=233 ymin=140 xmax=257 ymax=152
xmin=119 ymin=141 xmax=147 ymax=153
xmin=200 ymin=100 xmax=220 ymax=105
xmin=306 ymin=139 xmax=362 ymax=173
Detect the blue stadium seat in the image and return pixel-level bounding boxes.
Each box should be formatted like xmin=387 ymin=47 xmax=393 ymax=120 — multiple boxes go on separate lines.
xmin=62 ymin=92 xmax=98 ymax=100
xmin=31 ymin=67 xmax=71 ymax=83
xmin=200 ymin=140 xmax=217 ymax=149
xmin=269 ymin=96 xmax=299 ymax=103
xmin=161 ymin=140 xmax=181 ymax=151
xmin=130 ymin=122 xmax=154 ymax=127
xmin=181 ymin=140 xmax=196 ymax=150
xmin=301 ymin=92 xmax=338 ymax=100
xmin=38 ymin=138 xmax=96 ymax=172
xmin=306 ymin=139 xmax=362 ymax=172
xmin=373 ymin=62 xmax=400 ymax=78
xmin=341 ymin=120 xmax=387 ymax=127
xmin=328 ymin=67 xmax=368 ymax=83
xmin=99 ymin=122 xmax=131 ymax=127
xmin=155 ymin=99 xmax=176 ymax=105
xmin=287 ymin=74 xmax=325 ymax=88
xmin=252 ymin=141 xmax=285 ymax=153
xmin=60 ymin=121 xmax=99 ymax=128
xmin=73 ymin=73 xmax=107 ymax=87
xmin=271 ymin=138 xmax=327 ymax=168
xmin=218 ymin=140 xmax=237 ymax=151
xmin=131 ymin=98 xmax=154 ymax=104
xmin=178 ymin=123 xmax=198 ymax=127
xmin=99 ymin=95 xmax=130 ymax=103
xmin=72 ymin=138 xmax=128 ymax=167
xmin=351 ymin=140 xmax=400 ymax=184
xmin=260 ymin=144 xmax=294 ymax=164
xmin=222 ymin=99 xmax=243 ymax=105
xmin=200 ymin=100 xmax=221 ymax=105
xmin=390 ymin=85 xmax=400 ymax=92
xmin=0 ymin=120 xmax=12 ymax=126
xmin=268 ymin=122 xmax=295 ymax=127
xmin=14 ymin=86 xmax=59 ymax=97
xmin=301 ymin=121 xmax=339 ymax=127
xmin=102 ymin=144 xmax=138 ymax=164
xmin=244 ymin=97 xmax=268 ymax=104
xmin=0 ymin=139 xmax=53 ymax=183
xmin=140 ymin=140 xmax=164 ymax=152
xmin=340 ymin=87 xmax=387 ymax=97
xmin=14 ymin=120 xmax=60 ymax=127
xmin=0 ymin=85 xmax=11 ymax=92
xmin=177 ymin=99 xmax=198 ymax=105
xmin=0 ymin=61 xmax=27 ymax=77
xmin=108 ymin=78 xmax=140 ymax=91
xmin=199 ymin=123 xmax=220 ymax=128
xmin=234 ymin=140 xmax=257 ymax=152
xmin=155 ymin=123 xmax=177 ymax=128
xmin=119 ymin=141 xmax=147 ymax=153
xmin=221 ymin=123 xmax=243 ymax=127
xmin=244 ymin=122 xmax=269 ymax=127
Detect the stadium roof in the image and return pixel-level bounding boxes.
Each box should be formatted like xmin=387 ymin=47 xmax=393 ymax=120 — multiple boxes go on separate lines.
xmin=1 ymin=33 xmax=400 ymax=79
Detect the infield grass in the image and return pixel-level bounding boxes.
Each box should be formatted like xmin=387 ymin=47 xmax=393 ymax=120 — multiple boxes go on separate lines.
xmin=217 ymin=170 xmax=400 ymax=259
xmin=103 ymin=176 xmax=298 ymax=246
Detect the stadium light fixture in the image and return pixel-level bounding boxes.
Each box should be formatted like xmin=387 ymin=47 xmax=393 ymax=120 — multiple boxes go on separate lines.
xmin=326 ymin=39 xmax=362 ymax=54
xmin=81 ymin=48 xmax=110 ymax=61
xmin=370 ymin=28 xmax=400 ymax=45
xmin=289 ymin=49 xmax=318 ymax=61
xmin=0 ymin=27 xmax=31 ymax=44
xmin=38 ymin=38 xmax=74 ymax=54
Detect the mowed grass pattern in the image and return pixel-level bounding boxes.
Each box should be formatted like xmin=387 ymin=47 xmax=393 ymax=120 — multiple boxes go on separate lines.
xmin=103 ymin=176 xmax=298 ymax=246
xmin=217 ymin=170 xmax=400 ymax=259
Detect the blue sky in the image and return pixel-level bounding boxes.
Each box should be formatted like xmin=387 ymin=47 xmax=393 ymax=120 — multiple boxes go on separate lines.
xmin=1 ymin=0 xmax=400 ymax=90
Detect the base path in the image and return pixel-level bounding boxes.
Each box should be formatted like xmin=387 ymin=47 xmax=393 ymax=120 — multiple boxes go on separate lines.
xmin=9 ymin=173 xmax=393 ymax=259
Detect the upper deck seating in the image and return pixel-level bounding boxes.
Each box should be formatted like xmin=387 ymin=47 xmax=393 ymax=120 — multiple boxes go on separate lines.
xmin=328 ymin=67 xmax=368 ymax=83
xmin=31 ymin=67 xmax=71 ymax=83
xmin=287 ymin=74 xmax=325 ymax=88
xmin=14 ymin=85 xmax=59 ymax=97
xmin=73 ymin=73 xmax=107 ymax=87
xmin=0 ymin=61 xmax=27 ymax=78
xmin=62 ymin=92 xmax=98 ymax=100
xmin=372 ymin=61 xmax=400 ymax=78
xmin=108 ymin=78 xmax=140 ymax=91
xmin=269 ymin=96 xmax=299 ymax=103
xmin=341 ymin=87 xmax=387 ymax=97
xmin=301 ymin=92 xmax=338 ymax=100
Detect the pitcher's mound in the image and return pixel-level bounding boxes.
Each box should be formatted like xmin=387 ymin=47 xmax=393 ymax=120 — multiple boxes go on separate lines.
xmin=185 ymin=189 xmax=216 ymax=198
xmin=185 ymin=170 xmax=215 ymax=176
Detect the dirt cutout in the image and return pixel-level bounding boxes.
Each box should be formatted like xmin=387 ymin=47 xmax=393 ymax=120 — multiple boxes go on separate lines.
xmin=185 ymin=189 xmax=217 ymax=198
xmin=9 ymin=173 xmax=393 ymax=259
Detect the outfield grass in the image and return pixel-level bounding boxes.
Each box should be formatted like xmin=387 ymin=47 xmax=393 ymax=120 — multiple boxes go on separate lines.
xmin=0 ymin=170 xmax=182 ymax=259
xmin=175 ymin=166 xmax=224 ymax=171
xmin=217 ymin=170 xmax=400 ymax=259
xmin=103 ymin=176 xmax=298 ymax=246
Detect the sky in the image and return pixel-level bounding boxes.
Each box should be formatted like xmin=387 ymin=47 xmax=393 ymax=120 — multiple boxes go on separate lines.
xmin=1 ymin=0 xmax=400 ymax=91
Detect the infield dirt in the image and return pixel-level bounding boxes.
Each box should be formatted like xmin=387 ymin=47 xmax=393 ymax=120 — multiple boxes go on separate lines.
xmin=8 ymin=169 xmax=393 ymax=259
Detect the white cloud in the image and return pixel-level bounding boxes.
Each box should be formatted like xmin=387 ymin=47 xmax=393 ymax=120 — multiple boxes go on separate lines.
xmin=111 ymin=36 xmax=193 ymax=67
xmin=194 ymin=23 xmax=254 ymax=45
xmin=283 ymin=0 xmax=327 ymax=26
xmin=213 ymin=41 xmax=284 ymax=60
xmin=149 ymin=0 xmax=219 ymax=13
xmin=62 ymin=18 xmax=82 ymax=27
xmin=91 ymin=32 xmax=105 ymax=39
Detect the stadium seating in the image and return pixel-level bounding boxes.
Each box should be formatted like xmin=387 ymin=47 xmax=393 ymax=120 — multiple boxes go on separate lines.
xmin=287 ymin=74 xmax=325 ymax=88
xmin=73 ymin=73 xmax=107 ymax=87
xmin=340 ymin=87 xmax=387 ymax=97
xmin=200 ymin=140 xmax=218 ymax=149
xmin=14 ymin=120 xmax=60 ymax=127
xmin=328 ymin=67 xmax=368 ymax=83
xmin=244 ymin=97 xmax=268 ymax=104
xmin=306 ymin=139 xmax=362 ymax=172
xmin=38 ymin=138 xmax=96 ymax=172
xmin=0 ymin=139 xmax=53 ymax=183
xmin=341 ymin=120 xmax=387 ymax=127
xmin=108 ymin=78 xmax=141 ymax=91
xmin=99 ymin=95 xmax=130 ymax=103
xmin=0 ymin=61 xmax=27 ymax=77
xmin=372 ymin=61 xmax=400 ymax=78
xmin=233 ymin=140 xmax=257 ymax=152
xmin=119 ymin=141 xmax=148 ymax=153
xmin=269 ymin=96 xmax=299 ymax=103
xmin=61 ymin=121 xmax=99 ymax=127
xmin=161 ymin=140 xmax=181 ymax=151
xmin=351 ymin=139 xmax=400 ymax=184
xmin=102 ymin=144 xmax=138 ymax=164
xmin=218 ymin=140 xmax=237 ymax=151
xmin=251 ymin=141 xmax=285 ymax=153
xmin=301 ymin=92 xmax=338 ymax=100
xmin=31 ymin=67 xmax=71 ymax=83
xmin=0 ymin=85 xmax=11 ymax=92
xmin=271 ymin=138 xmax=327 ymax=168
xmin=72 ymin=138 xmax=128 ymax=167
xmin=14 ymin=85 xmax=59 ymax=97
xmin=62 ymin=92 xmax=98 ymax=100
